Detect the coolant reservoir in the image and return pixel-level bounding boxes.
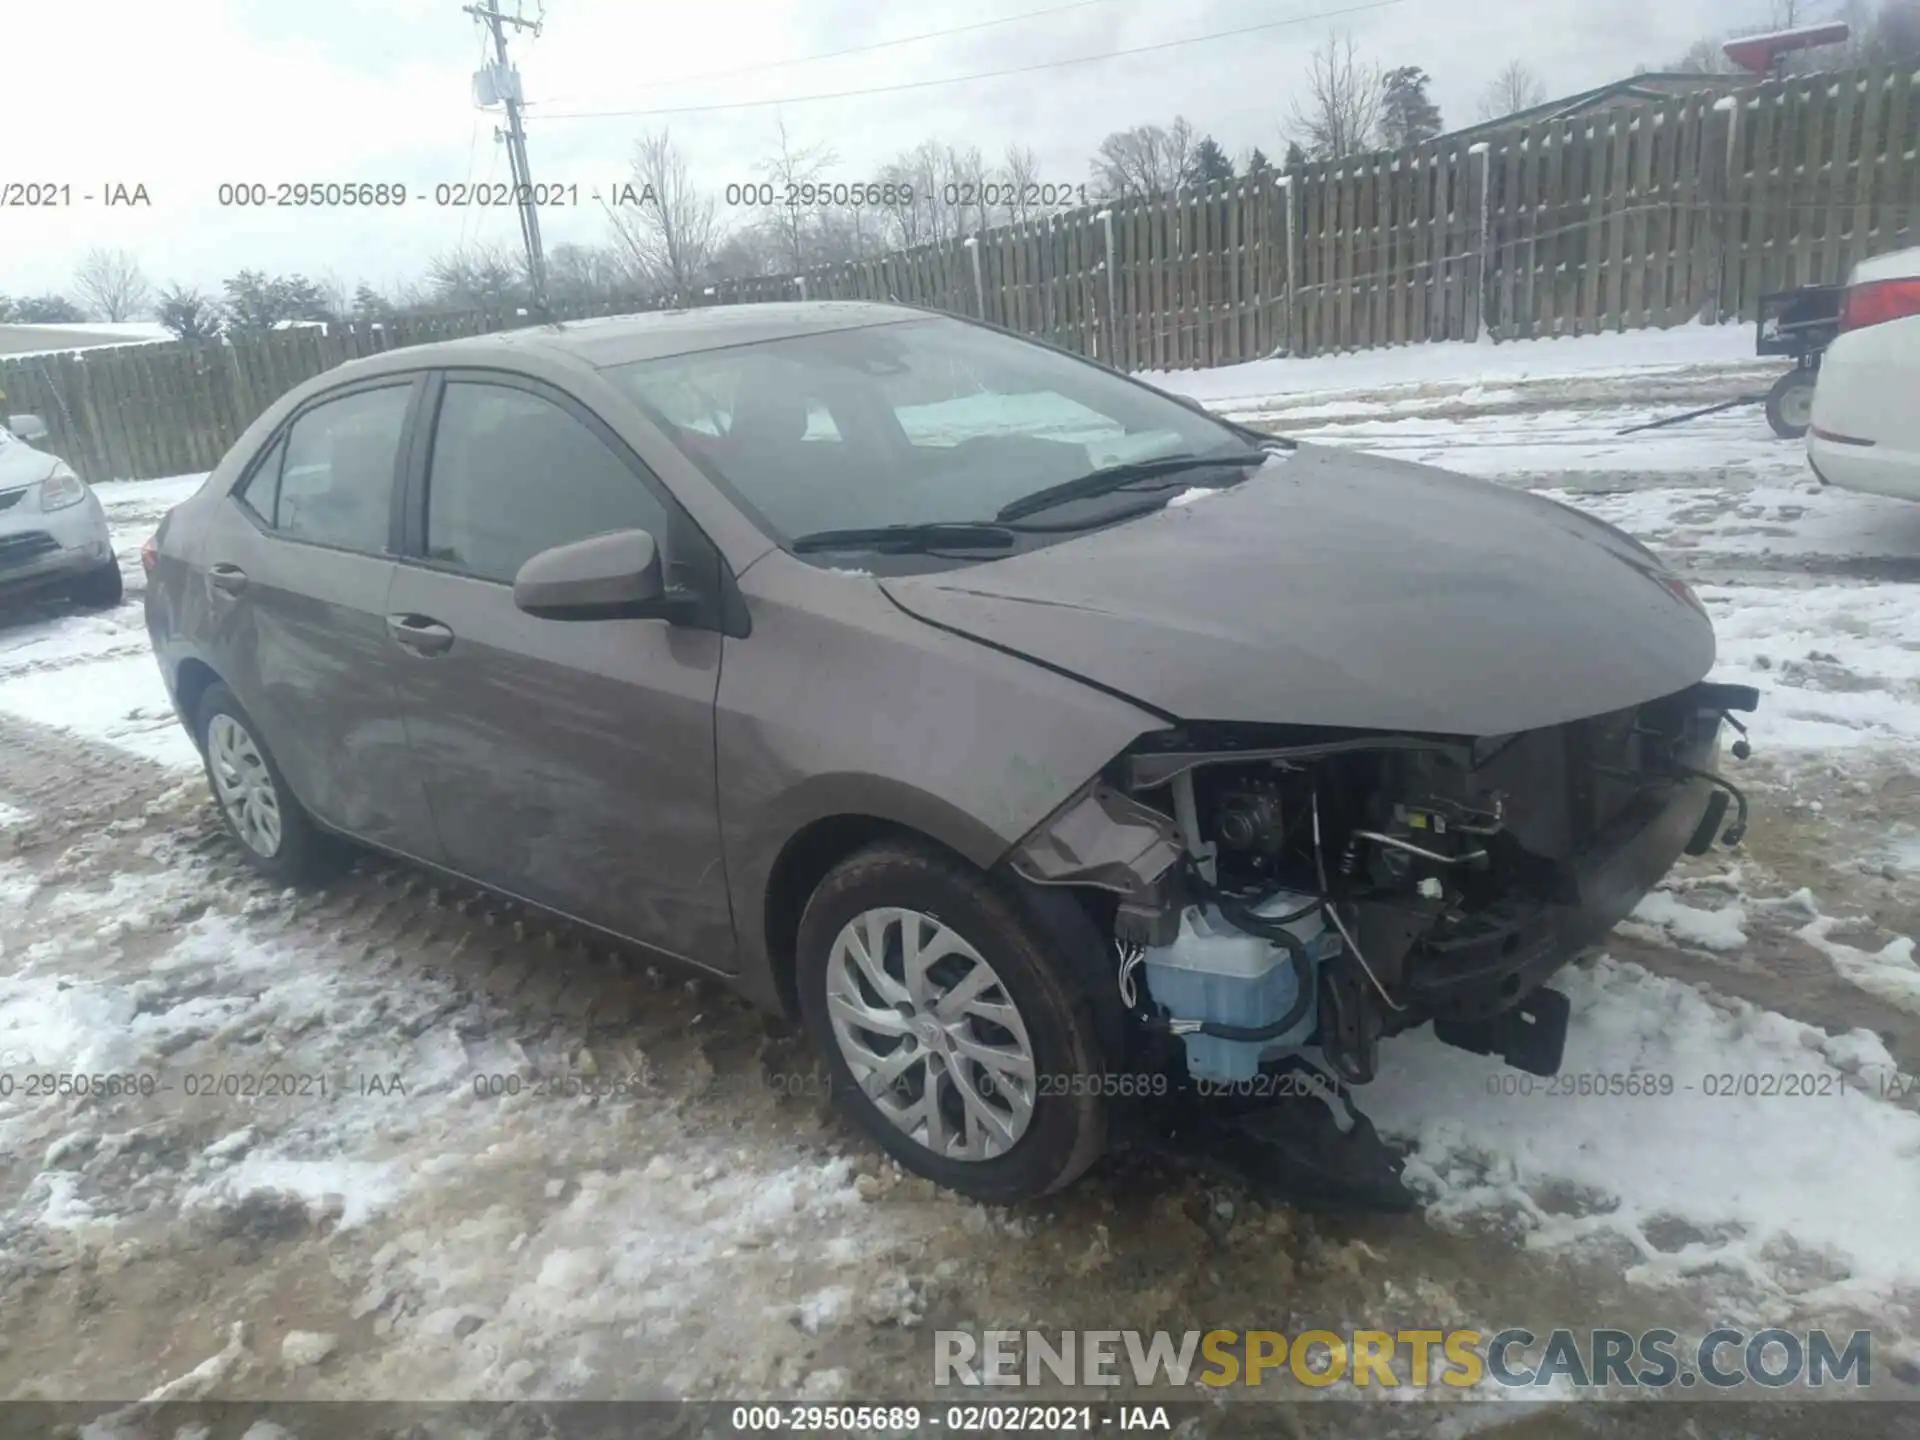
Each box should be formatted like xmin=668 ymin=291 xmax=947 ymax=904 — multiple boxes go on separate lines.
xmin=1141 ymin=890 xmax=1342 ymax=1083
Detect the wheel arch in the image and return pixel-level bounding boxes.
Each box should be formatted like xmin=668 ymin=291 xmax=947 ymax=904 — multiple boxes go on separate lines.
xmin=752 ymin=801 xmax=1126 ymax=1066
xmin=173 ymin=655 xmax=224 ymax=748
xmin=754 ymin=799 xmax=994 ymax=1020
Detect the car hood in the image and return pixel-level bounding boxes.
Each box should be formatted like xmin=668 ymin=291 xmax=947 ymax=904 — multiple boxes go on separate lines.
xmin=880 ymin=444 xmax=1716 ymax=736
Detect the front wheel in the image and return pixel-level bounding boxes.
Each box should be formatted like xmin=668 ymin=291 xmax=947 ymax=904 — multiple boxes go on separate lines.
xmin=795 ymin=841 xmax=1110 ymax=1203
xmin=1766 ymin=368 xmax=1816 ymax=439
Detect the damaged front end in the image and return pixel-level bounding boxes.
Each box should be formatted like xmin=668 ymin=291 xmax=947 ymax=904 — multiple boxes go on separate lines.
xmin=1011 ymin=680 xmax=1760 ymax=1099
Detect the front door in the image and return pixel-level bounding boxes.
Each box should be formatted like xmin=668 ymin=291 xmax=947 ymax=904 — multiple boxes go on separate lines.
xmin=384 ymin=373 xmax=734 ymax=967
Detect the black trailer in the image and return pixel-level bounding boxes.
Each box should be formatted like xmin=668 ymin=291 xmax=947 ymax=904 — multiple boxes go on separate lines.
xmin=1615 ymin=283 xmax=1846 ymax=440
xmin=1755 ymin=283 xmax=1844 ymax=437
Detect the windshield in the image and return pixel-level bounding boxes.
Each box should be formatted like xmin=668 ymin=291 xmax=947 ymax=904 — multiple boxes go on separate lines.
xmin=604 ymin=316 xmax=1251 ymax=545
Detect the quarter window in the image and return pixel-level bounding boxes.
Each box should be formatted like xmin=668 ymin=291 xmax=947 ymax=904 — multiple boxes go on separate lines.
xmin=424 ymin=381 xmax=670 ymax=585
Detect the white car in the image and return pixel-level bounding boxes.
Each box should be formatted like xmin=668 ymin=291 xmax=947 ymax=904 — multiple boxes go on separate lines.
xmin=0 ymin=413 xmax=123 ymax=607
xmin=1807 ymin=245 xmax=1920 ymax=501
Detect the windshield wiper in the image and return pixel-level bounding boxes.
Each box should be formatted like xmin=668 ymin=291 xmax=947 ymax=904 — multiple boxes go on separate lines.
xmin=790 ymin=521 xmax=1016 ymax=555
xmin=994 ymin=450 xmax=1271 ymax=523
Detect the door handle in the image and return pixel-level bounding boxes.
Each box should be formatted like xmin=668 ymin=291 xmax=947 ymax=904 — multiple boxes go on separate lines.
xmin=386 ymin=613 xmax=455 ymax=656
xmin=208 ymin=563 xmax=248 ymax=595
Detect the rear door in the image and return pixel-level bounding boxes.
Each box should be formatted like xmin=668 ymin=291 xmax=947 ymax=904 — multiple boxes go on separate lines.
xmin=202 ymin=375 xmax=443 ymax=857
xmin=385 ymin=370 xmax=733 ymax=967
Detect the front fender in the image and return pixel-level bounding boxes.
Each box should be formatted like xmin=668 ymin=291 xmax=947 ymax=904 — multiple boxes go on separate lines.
xmin=715 ymin=553 xmax=1168 ymax=1004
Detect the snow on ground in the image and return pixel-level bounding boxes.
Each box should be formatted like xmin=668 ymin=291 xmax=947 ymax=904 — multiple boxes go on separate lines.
xmin=0 ymin=475 xmax=202 ymax=769
xmin=1141 ymin=322 xmax=1760 ymax=409
xmin=1369 ymin=956 xmax=1919 ymax=1322
xmin=3 ymin=325 xmax=1919 ymax=1415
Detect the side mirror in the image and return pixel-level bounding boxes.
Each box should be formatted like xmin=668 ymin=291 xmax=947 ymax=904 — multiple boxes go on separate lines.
xmin=512 ymin=529 xmax=700 ymax=623
xmin=7 ymin=414 xmax=49 ymax=443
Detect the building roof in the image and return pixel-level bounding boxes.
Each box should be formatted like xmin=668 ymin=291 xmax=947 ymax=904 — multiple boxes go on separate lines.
xmin=1442 ymin=72 xmax=1749 ymax=141
xmin=0 ymin=322 xmax=174 ymax=357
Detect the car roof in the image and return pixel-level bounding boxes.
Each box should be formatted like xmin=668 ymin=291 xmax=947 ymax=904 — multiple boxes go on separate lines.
xmin=329 ymin=300 xmax=928 ymax=379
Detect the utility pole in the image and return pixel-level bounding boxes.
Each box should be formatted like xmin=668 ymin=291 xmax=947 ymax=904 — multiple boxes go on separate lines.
xmin=465 ymin=2 xmax=548 ymax=305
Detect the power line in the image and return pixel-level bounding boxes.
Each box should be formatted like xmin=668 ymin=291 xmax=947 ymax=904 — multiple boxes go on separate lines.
xmin=532 ymin=0 xmax=1409 ymax=121
xmin=545 ymin=0 xmax=1129 ymax=99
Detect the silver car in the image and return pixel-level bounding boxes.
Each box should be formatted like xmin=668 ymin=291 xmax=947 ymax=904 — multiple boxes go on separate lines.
xmin=0 ymin=414 xmax=122 ymax=607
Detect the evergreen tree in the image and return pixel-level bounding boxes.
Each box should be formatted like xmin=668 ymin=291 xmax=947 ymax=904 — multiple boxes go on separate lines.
xmin=1189 ymin=135 xmax=1236 ymax=187
xmin=4 ymin=293 xmax=85 ymax=323
xmin=1380 ymin=66 xmax=1444 ymax=148
xmin=157 ymin=284 xmax=224 ymax=340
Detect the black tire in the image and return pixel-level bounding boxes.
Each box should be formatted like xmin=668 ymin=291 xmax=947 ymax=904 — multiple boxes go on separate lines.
xmin=195 ymin=681 xmax=343 ymax=883
xmin=1766 ymin=369 xmax=1816 ymax=439
xmin=796 ymin=841 xmax=1110 ymax=1204
xmin=70 ymin=559 xmax=123 ymax=608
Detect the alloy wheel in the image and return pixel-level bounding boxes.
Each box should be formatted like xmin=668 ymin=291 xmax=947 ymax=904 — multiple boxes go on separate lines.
xmin=824 ymin=906 xmax=1037 ymax=1161
xmin=207 ymin=713 xmax=283 ymax=858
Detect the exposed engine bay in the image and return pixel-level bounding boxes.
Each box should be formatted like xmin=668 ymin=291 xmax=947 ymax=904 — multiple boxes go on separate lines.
xmin=1011 ymin=679 xmax=1761 ymax=1099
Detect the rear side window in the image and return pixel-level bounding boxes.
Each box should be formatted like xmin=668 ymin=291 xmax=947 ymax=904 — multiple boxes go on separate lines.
xmin=424 ymin=381 xmax=670 ymax=584
xmin=241 ymin=385 xmax=410 ymax=553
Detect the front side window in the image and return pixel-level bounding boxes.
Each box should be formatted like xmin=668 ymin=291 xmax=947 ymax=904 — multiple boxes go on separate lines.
xmin=606 ymin=316 xmax=1249 ymax=546
xmin=424 ymin=381 xmax=670 ymax=585
xmin=246 ymin=385 xmax=411 ymax=553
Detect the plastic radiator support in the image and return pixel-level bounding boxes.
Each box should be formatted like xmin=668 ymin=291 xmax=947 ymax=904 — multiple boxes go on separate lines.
xmin=1141 ymin=889 xmax=1341 ymax=1082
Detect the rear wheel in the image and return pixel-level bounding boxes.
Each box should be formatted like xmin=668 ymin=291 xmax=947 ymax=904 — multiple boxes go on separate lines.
xmin=196 ymin=682 xmax=342 ymax=883
xmin=70 ymin=559 xmax=123 ymax=608
xmin=1766 ymin=369 xmax=1816 ymax=438
xmin=796 ymin=841 xmax=1109 ymax=1203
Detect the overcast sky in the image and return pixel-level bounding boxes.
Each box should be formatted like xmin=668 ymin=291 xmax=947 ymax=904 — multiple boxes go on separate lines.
xmin=6 ymin=0 xmax=1772 ymax=305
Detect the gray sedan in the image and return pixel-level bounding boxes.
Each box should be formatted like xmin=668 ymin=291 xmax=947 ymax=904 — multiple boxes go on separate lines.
xmin=0 ymin=414 xmax=122 ymax=607
xmin=143 ymin=303 xmax=1755 ymax=1205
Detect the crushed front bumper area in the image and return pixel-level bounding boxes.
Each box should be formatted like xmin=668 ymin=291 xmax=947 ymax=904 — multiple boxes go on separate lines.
xmin=1011 ymin=678 xmax=1760 ymax=1072
xmin=1402 ymin=679 xmax=1754 ymax=1028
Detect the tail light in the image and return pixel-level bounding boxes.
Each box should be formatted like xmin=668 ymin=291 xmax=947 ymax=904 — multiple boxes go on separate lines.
xmin=140 ymin=534 xmax=158 ymax=573
xmin=1838 ymin=278 xmax=1920 ymax=333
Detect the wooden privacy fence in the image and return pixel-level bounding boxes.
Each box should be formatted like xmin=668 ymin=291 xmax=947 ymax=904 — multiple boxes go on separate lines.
xmin=0 ymin=277 xmax=797 ymax=487
xmin=6 ymin=64 xmax=1918 ymax=483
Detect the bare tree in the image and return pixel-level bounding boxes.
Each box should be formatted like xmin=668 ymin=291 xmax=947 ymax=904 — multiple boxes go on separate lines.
xmin=1288 ymin=34 xmax=1384 ymax=161
xmin=424 ymin=242 xmax=530 ymax=311
xmin=73 ymin=247 xmax=152 ymax=322
xmin=1089 ymin=116 xmax=1199 ymax=198
xmin=1000 ymin=144 xmax=1042 ymax=225
xmin=942 ymin=144 xmax=992 ymax=239
xmin=707 ymin=226 xmax=785 ymax=279
xmin=754 ymin=117 xmax=836 ymax=272
xmin=876 ymin=152 xmax=932 ymax=248
xmin=606 ymin=128 xmax=722 ymax=297
xmin=314 ymin=270 xmax=353 ymax=322
xmin=881 ymin=140 xmax=976 ymax=247
xmin=1476 ymin=60 xmax=1549 ymax=122
xmin=547 ymin=242 xmax=638 ymax=300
